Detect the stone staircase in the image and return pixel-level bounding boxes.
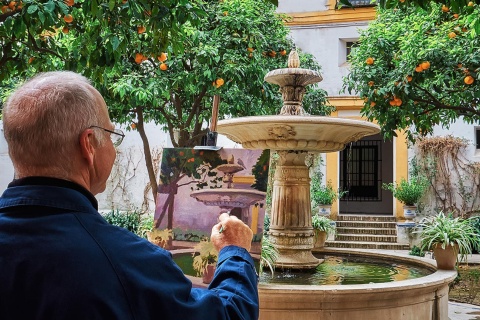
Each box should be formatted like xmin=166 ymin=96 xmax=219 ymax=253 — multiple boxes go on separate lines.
xmin=326 ymin=215 xmax=410 ymax=250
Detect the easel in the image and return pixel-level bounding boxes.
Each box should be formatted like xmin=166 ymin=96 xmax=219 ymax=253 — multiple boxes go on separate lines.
xmin=195 ymin=95 xmax=222 ymax=151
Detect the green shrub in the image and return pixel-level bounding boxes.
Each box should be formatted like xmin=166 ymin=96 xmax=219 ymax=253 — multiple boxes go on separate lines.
xmin=103 ymin=209 xmax=141 ymax=235
xmin=383 ymin=176 xmax=428 ymax=206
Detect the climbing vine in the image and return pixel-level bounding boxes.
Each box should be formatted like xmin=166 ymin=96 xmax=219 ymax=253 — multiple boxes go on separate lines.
xmin=416 ymin=135 xmax=480 ymax=217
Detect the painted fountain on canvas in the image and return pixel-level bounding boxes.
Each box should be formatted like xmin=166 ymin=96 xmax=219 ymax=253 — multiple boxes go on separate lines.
xmin=215 ymin=51 xmax=456 ymax=320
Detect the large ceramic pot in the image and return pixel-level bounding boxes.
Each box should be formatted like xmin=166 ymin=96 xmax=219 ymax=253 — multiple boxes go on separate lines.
xmin=433 ymin=243 xmax=459 ymax=270
xmin=202 ymin=265 xmax=216 ymax=284
xmin=314 ymin=230 xmax=328 ymax=248
xmin=403 ymin=205 xmax=417 ymax=221
xmin=318 ymin=205 xmax=332 ymax=217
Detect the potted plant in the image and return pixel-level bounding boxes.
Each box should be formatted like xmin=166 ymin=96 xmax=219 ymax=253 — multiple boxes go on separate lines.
xmin=383 ymin=175 xmax=428 ymax=221
xmin=311 ymin=182 xmax=347 ymax=216
xmin=192 ymin=239 xmax=218 ymax=284
xmin=418 ymin=212 xmax=480 ymax=270
xmin=312 ymin=215 xmax=335 ymax=248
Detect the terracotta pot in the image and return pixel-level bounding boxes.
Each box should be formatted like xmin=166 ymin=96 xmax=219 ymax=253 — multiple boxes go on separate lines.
xmin=314 ymin=230 xmax=328 ymax=248
xmin=202 ymin=265 xmax=216 ymax=284
xmin=433 ymin=243 xmax=459 ymax=270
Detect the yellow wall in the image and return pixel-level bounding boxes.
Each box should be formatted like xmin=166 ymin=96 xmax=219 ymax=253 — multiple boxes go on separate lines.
xmin=284 ymin=0 xmax=376 ymax=26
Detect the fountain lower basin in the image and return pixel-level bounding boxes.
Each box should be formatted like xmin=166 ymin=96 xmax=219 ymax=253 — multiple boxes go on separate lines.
xmin=259 ymin=248 xmax=456 ymax=320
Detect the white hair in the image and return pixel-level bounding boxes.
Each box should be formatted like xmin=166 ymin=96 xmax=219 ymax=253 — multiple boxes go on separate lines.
xmin=2 ymin=71 xmax=106 ymax=177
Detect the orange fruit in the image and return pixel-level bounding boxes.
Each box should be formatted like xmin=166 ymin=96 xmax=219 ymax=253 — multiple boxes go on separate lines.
xmin=134 ymin=53 xmax=144 ymax=64
xmin=247 ymin=47 xmax=254 ymax=53
xmin=1 ymin=5 xmax=9 ymax=13
xmin=442 ymin=5 xmax=449 ymax=12
xmin=415 ymin=65 xmax=423 ymax=72
xmin=468 ymin=1 xmax=474 ymax=6
xmin=160 ymin=63 xmax=168 ymax=71
xmin=215 ymin=78 xmax=224 ymax=87
xmin=464 ymin=75 xmax=474 ymax=85
xmin=131 ymin=123 xmax=137 ymax=129
xmin=368 ymin=81 xmax=375 ymax=87
xmin=448 ymin=31 xmax=457 ymax=38
xmin=64 ymin=0 xmax=74 ymax=6
xmin=406 ymin=75 xmax=413 ymax=82
xmin=389 ymin=100 xmax=397 ymax=106
xmin=122 ymin=0 xmax=127 ymax=3
xmin=137 ymin=26 xmax=146 ymax=34
xmin=62 ymin=27 xmax=69 ymax=34
xmin=63 ymin=14 xmax=73 ymax=23
xmin=280 ymin=50 xmax=287 ymax=56
xmin=28 ymin=57 xmax=35 ymax=64
xmin=366 ymin=57 xmax=374 ymax=65
xmin=453 ymin=13 xmax=459 ymax=18
xmin=8 ymin=1 xmax=16 ymax=10
xmin=223 ymin=11 xmax=228 ymax=16
xmin=421 ymin=61 xmax=430 ymax=70
xmin=269 ymin=51 xmax=276 ymax=57
xmin=157 ymin=52 xmax=167 ymax=62
xmin=370 ymin=101 xmax=376 ymax=107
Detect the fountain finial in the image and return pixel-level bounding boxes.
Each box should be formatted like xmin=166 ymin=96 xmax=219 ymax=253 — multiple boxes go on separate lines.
xmin=287 ymin=49 xmax=300 ymax=68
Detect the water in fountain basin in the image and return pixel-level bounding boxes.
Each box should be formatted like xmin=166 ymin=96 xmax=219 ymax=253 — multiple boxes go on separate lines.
xmin=173 ymin=252 xmax=431 ymax=285
xmin=258 ymin=254 xmax=432 ymax=285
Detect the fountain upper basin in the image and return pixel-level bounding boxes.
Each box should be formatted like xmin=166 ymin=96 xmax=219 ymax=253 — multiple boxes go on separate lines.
xmin=190 ymin=189 xmax=266 ymax=209
xmin=217 ymin=115 xmax=380 ymax=152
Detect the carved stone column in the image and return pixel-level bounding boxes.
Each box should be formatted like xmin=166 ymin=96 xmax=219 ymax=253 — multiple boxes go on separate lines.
xmin=268 ymin=151 xmax=321 ymax=269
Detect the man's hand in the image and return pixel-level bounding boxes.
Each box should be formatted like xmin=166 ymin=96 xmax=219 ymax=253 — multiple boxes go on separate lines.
xmin=211 ymin=212 xmax=253 ymax=252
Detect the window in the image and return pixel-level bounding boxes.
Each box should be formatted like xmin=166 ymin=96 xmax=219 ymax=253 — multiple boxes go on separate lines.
xmin=338 ymin=0 xmax=376 ymax=8
xmin=340 ymin=140 xmax=382 ymax=201
xmin=346 ymin=41 xmax=359 ymax=60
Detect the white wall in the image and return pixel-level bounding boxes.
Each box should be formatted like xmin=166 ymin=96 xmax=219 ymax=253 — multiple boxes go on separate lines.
xmin=288 ymin=22 xmax=368 ymax=97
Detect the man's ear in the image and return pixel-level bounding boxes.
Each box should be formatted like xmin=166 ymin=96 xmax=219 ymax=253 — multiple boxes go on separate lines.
xmin=79 ymin=128 xmax=96 ymax=166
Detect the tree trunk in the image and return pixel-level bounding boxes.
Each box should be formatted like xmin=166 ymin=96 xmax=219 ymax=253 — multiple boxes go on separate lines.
xmin=136 ymin=106 xmax=158 ymax=203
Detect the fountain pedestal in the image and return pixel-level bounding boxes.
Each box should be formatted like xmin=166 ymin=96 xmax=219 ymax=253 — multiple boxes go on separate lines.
xmin=269 ymin=151 xmax=320 ymax=268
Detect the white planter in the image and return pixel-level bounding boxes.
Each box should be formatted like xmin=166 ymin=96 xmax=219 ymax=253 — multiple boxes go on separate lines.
xmin=403 ymin=205 xmax=417 ymax=221
xmin=318 ymin=205 xmax=332 ymax=217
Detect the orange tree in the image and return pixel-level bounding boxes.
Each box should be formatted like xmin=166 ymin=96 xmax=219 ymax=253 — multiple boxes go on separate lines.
xmin=105 ymin=0 xmax=330 ymax=199
xmin=343 ymin=2 xmax=480 ymax=141
xmin=1 ymin=0 xmax=330 ymax=201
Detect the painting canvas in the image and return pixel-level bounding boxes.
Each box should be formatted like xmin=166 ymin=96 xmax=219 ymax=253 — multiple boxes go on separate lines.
xmin=154 ymin=148 xmax=269 ymax=258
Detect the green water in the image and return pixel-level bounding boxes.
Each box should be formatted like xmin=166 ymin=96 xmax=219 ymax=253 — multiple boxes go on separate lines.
xmin=174 ymin=253 xmax=432 ymax=285
xmin=258 ymin=255 xmax=432 ymax=285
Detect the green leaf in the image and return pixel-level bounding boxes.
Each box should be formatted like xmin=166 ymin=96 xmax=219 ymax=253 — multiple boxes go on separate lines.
xmin=27 ymin=4 xmax=38 ymax=14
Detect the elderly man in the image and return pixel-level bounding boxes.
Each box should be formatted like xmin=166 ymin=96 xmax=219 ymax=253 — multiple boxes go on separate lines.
xmin=0 ymin=71 xmax=259 ymax=319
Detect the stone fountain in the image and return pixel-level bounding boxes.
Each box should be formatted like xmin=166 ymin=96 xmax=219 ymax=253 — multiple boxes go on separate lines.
xmin=216 ymin=50 xmax=456 ymax=320
xmin=218 ymin=50 xmax=379 ymax=269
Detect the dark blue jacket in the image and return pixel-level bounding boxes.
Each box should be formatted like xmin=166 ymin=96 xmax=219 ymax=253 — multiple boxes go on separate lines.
xmin=0 ymin=179 xmax=259 ymax=319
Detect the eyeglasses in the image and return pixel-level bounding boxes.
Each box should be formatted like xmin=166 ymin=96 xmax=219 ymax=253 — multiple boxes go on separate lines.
xmin=89 ymin=126 xmax=125 ymax=147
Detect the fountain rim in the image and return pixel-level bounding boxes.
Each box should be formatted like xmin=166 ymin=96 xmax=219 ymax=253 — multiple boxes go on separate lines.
xmin=258 ymin=248 xmax=457 ymax=292
xmin=217 ymin=115 xmax=381 ymax=131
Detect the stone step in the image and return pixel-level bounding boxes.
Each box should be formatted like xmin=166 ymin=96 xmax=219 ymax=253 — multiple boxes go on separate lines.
xmin=325 ymin=241 xmax=410 ymax=250
xmin=335 ymin=221 xmax=397 ymax=229
xmin=336 ymin=215 xmax=396 ymax=222
xmin=335 ymin=234 xmax=398 ymax=243
xmin=336 ymin=227 xmax=397 ymax=236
